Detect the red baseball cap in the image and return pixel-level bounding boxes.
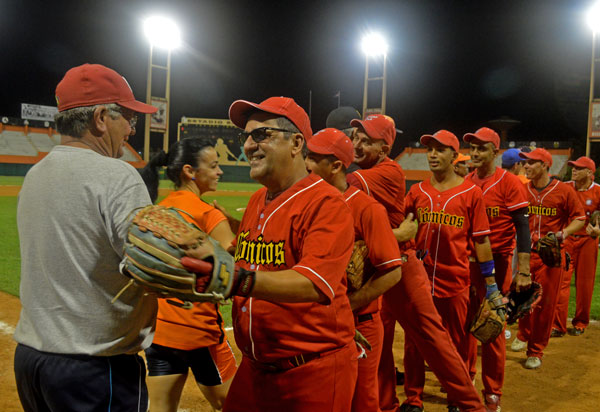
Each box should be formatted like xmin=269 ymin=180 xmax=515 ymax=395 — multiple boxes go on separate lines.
xmin=420 ymin=130 xmax=460 ymax=152
xmin=463 ymin=127 xmax=500 ymax=149
xmin=55 ymin=64 xmax=157 ymax=113
xmin=228 ymin=96 xmax=312 ymax=140
xmin=568 ymin=156 xmax=596 ymax=173
xmin=307 ymin=128 xmax=354 ymax=168
xmin=350 ymin=114 xmax=396 ymax=146
xmin=519 ymin=148 xmax=553 ymax=167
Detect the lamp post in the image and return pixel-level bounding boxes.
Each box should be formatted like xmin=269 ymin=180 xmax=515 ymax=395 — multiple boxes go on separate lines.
xmin=586 ymin=3 xmax=600 ymax=157
xmin=143 ymin=16 xmax=181 ymax=161
xmin=361 ymin=32 xmax=388 ymax=118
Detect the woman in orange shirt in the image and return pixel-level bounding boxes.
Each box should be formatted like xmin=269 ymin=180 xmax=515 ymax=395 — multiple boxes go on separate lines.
xmin=141 ymin=137 xmax=237 ymax=412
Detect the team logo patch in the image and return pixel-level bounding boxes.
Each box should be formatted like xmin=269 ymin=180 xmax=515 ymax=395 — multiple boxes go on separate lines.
xmin=416 ymin=207 xmax=465 ymax=228
xmin=234 ymin=231 xmax=286 ymax=267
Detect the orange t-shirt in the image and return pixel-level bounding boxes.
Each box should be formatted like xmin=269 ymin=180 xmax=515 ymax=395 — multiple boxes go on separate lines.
xmin=152 ymin=190 xmax=229 ymax=350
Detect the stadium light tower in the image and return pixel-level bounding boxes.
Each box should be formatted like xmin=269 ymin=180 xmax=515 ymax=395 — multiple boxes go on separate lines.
xmin=586 ymin=2 xmax=600 ymax=156
xmin=361 ymin=32 xmax=389 ymax=118
xmin=143 ymin=16 xmax=181 ymax=161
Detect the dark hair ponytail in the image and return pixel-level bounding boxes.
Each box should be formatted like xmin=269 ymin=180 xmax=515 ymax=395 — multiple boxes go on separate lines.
xmin=140 ymin=137 xmax=214 ymax=203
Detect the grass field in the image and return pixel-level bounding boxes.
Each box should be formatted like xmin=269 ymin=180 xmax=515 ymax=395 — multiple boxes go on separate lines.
xmin=3 ymin=177 xmax=600 ymax=325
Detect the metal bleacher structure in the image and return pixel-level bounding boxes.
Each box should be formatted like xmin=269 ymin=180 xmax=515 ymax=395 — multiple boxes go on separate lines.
xmin=0 ymin=117 xmax=144 ymax=175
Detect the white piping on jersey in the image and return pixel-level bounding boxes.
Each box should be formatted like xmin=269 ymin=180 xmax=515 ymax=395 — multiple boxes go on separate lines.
xmin=507 ymin=201 xmax=529 ymax=210
xmin=527 ymin=179 xmax=560 ymax=239
xmin=481 ymin=169 xmax=506 ymax=196
xmin=481 ymin=169 xmax=527 ymax=210
xmin=344 ymin=186 xmax=361 ymax=202
xmin=249 ymin=297 xmax=257 ymax=360
xmin=261 ymin=178 xmax=323 ymax=234
xmin=294 ymin=265 xmax=335 ymax=298
xmin=376 ymin=258 xmax=404 ymax=267
xmin=415 ymin=183 xmax=435 ymax=293
xmin=353 ymin=171 xmax=370 ymax=195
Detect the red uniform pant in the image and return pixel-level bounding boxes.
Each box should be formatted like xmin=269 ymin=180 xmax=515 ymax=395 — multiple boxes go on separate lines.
xmin=379 ymin=250 xmax=484 ymax=412
xmin=553 ymin=235 xmax=599 ymax=332
xmin=223 ymin=343 xmax=358 ymax=412
xmin=467 ymin=253 xmax=513 ymax=397
xmin=377 ymin=301 xmax=399 ymax=412
xmin=517 ymin=252 xmax=564 ymax=359
xmin=352 ymin=311 xmax=384 ymax=412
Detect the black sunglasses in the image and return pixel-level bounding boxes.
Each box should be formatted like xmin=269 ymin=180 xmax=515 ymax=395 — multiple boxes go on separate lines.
xmin=238 ymin=127 xmax=295 ymax=145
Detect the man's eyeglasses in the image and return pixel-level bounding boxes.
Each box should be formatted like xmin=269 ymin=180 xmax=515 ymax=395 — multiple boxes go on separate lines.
xmin=238 ymin=127 xmax=295 ymax=145
xmin=110 ymin=107 xmax=138 ymax=129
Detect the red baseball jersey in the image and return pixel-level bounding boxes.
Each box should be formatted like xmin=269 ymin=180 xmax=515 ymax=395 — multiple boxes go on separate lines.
xmin=524 ymin=178 xmax=586 ymax=244
xmin=405 ymin=179 xmax=491 ymax=298
xmin=347 ymin=157 xmax=406 ymax=227
xmin=344 ymin=186 xmax=403 ymax=315
xmin=565 ymin=180 xmax=600 ymax=236
xmin=466 ymin=167 xmax=529 ymax=255
xmin=232 ymin=173 xmax=355 ymax=363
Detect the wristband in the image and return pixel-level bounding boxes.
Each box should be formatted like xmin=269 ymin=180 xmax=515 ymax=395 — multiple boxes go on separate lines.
xmin=485 ymin=282 xmax=498 ymax=299
xmin=479 ymin=260 xmax=495 ymax=278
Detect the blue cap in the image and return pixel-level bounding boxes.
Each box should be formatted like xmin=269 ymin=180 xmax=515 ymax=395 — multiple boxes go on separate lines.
xmin=502 ymin=148 xmax=522 ymax=168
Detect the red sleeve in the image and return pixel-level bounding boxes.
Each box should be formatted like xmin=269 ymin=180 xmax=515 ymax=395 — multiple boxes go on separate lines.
xmin=292 ymin=196 xmax=355 ymax=303
xmin=470 ymin=187 xmax=491 ymax=238
xmin=360 ymin=202 xmax=402 ymax=272
xmin=565 ymin=184 xmax=587 ymax=223
xmin=347 ymin=173 xmax=365 ymax=192
xmin=404 ymin=185 xmax=417 ymax=218
xmin=504 ymin=173 xmax=529 ymax=211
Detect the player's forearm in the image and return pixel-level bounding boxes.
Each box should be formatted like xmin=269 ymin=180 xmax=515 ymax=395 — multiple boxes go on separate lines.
xmin=251 ymin=269 xmax=328 ymax=303
xmin=517 ymin=252 xmax=530 ymax=275
xmin=348 ymin=267 xmax=402 ymax=311
xmin=473 ymin=236 xmax=493 ymax=264
xmin=562 ymin=219 xmax=585 ymax=238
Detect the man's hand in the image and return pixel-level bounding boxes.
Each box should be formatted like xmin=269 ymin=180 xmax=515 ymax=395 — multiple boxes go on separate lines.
xmin=586 ymin=221 xmax=600 ymax=238
xmin=394 ymin=212 xmax=418 ymax=242
xmin=513 ymin=272 xmax=532 ymax=292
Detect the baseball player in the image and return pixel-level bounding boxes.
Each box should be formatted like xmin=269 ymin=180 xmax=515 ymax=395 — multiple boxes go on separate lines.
xmin=221 ymin=97 xmax=357 ymax=412
xmin=347 ymin=115 xmax=486 ymax=412
xmin=403 ymin=130 xmax=498 ymax=412
xmin=463 ymin=127 xmax=532 ymax=411
xmin=454 ymin=153 xmax=472 ymax=177
xmin=14 ymin=64 xmax=158 ymax=411
xmin=305 ymin=127 xmax=403 ymax=411
xmin=552 ymin=156 xmax=600 ymax=337
xmin=510 ymin=148 xmax=585 ymax=369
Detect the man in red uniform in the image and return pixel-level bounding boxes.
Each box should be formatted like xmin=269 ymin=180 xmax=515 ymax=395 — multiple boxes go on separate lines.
xmin=305 ymin=127 xmax=403 ymax=412
xmin=510 ymin=149 xmax=585 ymax=369
xmin=347 ymin=115 xmax=485 ymax=412
xmin=463 ymin=127 xmax=532 ymax=412
xmin=552 ymin=156 xmax=600 ymax=337
xmin=404 ymin=130 xmax=499 ymax=412
xmin=220 ymin=97 xmax=358 ymax=411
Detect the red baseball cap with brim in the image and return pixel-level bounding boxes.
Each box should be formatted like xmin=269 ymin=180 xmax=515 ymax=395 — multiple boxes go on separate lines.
xmin=463 ymin=127 xmax=500 ymax=149
xmin=568 ymin=156 xmax=596 ymax=173
xmin=519 ymin=148 xmax=553 ymax=167
xmin=228 ymin=96 xmax=312 ymax=140
xmin=420 ymin=130 xmax=460 ymax=152
xmin=55 ymin=64 xmax=157 ymax=113
xmin=307 ymin=128 xmax=354 ymax=168
xmin=350 ymin=114 xmax=396 ymax=146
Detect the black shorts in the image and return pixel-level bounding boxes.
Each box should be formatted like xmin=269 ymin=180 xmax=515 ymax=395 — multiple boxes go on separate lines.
xmin=14 ymin=343 xmax=148 ymax=412
xmin=145 ymin=342 xmax=236 ymax=386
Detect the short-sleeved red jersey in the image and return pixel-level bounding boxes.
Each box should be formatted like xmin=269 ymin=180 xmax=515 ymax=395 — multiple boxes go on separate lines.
xmin=232 ymin=173 xmax=355 ymax=363
xmin=565 ymin=180 xmax=600 ymax=237
xmin=466 ymin=167 xmax=529 ymax=254
xmin=524 ymin=178 xmax=586 ymax=244
xmin=405 ymin=179 xmax=491 ymax=298
xmin=347 ymin=157 xmax=406 ymax=227
xmin=344 ymin=186 xmax=403 ymax=314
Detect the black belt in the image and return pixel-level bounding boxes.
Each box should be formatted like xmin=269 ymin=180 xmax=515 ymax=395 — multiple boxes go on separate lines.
xmin=357 ymin=313 xmax=374 ymax=323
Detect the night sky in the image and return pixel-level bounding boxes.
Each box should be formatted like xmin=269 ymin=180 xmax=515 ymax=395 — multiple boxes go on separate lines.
xmin=1 ymin=0 xmax=597 ymax=157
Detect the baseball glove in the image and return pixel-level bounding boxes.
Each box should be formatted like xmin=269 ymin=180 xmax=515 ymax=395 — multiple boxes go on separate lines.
xmin=123 ymin=205 xmax=237 ymax=303
xmin=591 ymin=210 xmax=600 ymax=226
xmin=346 ymin=240 xmax=374 ymax=293
xmin=537 ymin=232 xmax=561 ymax=268
xmin=505 ymin=281 xmax=543 ymax=325
xmin=470 ymin=291 xmax=507 ymax=344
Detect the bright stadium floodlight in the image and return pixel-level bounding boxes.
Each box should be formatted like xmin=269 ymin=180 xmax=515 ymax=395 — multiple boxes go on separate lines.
xmin=361 ymin=32 xmax=388 ymax=57
xmin=143 ymin=16 xmax=181 ymax=50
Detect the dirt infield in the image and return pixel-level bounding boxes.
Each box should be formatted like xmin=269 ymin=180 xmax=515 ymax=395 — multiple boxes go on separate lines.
xmin=1 ymin=291 xmax=598 ymax=412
